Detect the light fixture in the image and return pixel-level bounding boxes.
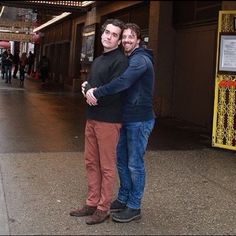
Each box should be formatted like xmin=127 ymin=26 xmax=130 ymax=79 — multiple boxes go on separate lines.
xmin=24 ymin=1 xmax=95 ymax=7
xmin=0 ymin=6 xmax=5 ymax=17
xmin=33 ymin=12 xmax=71 ymax=32
xmin=30 ymin=1 xmax=95 ymax=32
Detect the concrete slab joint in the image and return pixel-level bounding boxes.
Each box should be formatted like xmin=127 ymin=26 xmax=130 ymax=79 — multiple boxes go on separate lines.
xmin=0 ymin=165 xmax=10 ymax=235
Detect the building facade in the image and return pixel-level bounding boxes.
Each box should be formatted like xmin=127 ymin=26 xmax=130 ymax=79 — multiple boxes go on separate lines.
xmin=28 ymin=1 xmax=236 ymax=134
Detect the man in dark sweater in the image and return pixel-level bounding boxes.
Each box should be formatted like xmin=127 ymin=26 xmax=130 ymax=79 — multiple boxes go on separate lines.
xmin=69 ymin=19 xmax=128 ymax=225
xmin=85 ymin=23 xmax=156 ymax=223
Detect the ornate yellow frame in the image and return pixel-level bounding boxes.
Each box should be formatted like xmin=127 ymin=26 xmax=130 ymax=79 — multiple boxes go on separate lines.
xmin=212 ymin=11 xmax=236 ymax=151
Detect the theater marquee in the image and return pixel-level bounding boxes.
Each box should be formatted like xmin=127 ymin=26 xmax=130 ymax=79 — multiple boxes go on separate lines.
xmin=0 ymin=32 xmax=32 ymax=42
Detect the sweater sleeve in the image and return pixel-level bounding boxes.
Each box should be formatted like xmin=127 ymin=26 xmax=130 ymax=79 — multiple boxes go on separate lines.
xmin=94 ymin=56 xmax=147 ymax=99
xmin=84 ymin=57 xmax=126 ymax=94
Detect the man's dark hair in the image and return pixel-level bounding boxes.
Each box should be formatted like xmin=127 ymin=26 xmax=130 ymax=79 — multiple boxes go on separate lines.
xmin=101 ymin=18 xmax=125 ymax=39
xmin=123 ymin=23 xmax=141 ymax=40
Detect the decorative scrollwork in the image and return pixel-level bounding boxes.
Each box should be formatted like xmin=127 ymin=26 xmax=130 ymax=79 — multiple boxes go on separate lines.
xmin=221 ymin=14 xmax=234 ymax=32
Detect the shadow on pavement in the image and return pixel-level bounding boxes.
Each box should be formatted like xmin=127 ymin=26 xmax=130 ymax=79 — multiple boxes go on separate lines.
xmin=148 ymin=117 xmax=212 ymax=151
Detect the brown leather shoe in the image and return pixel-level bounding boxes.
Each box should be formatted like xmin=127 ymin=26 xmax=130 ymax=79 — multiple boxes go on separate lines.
xmin=69 ymin=205 xmax=97 ymax=217
xmin=86 ymin=209 xmax=109 ymax=225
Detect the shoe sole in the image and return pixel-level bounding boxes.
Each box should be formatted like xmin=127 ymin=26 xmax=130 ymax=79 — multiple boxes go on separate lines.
xmin=112 ymin=214 xmax=141 ymax=223
xmin=69 ymin=211 xmax=96 ymax=217
xmin=70 ymin=213 xmax=93 ymax=217
xmin=110 ymin=208 xmax=126 ymax=213
xmin=86 ymin=214 xmax=110 ymax=225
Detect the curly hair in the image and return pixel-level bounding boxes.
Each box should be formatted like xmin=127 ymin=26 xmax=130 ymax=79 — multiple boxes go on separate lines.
xmin=123 ymin=23 xmax=141 ymax=40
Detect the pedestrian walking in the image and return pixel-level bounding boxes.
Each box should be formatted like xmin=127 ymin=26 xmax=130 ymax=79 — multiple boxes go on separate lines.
xmin=27 ymin=51 xmax=35 ymax=76
xmin=1 ymin=50 xmax=7 ymax=80
xmin=19 ymin=52 xmax=28 ymax=87
xmin=13 ymin=51 xmax=20 ymax=79
xmin=4 ymin=49 xmax=13 ymax=84
xmin=38 ymin=55 xmax=50 ymax=83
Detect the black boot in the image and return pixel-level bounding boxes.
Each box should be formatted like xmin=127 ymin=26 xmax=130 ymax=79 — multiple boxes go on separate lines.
xmin=112 ymin=207 xmax=141 ymax=223
xmin=110 ymin=199 xmax=126 ymax=212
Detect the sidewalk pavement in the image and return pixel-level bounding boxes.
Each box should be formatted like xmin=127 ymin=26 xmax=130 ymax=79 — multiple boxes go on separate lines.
xmin=0 ymin=77 xmax=236 ymax=235
xmin=0 ymin=149 xmax=236 ymax=235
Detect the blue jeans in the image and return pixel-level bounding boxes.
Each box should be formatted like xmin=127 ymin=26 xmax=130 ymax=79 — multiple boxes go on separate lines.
xmin=4 ymin=65 xmax=12 ymax=82
xmin=116 ymin=119 xmax=155 ymax=209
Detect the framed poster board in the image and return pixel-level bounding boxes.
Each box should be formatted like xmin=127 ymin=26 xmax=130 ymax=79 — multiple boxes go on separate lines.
xmin=218 ymin=33 xmax=236 ymax=74
xmin=234 ymin=17 xmax=236 ymax=31
xmin=80 ymin=24 xmax=97 ymax=63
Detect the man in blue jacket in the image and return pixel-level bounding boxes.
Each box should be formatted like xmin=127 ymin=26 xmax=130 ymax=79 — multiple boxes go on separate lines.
xmin=84 ymin=23 xmax=156 ymax=223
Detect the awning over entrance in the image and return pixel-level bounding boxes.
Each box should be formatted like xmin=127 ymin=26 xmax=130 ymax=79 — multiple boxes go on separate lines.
xmin=0 ymin=1 xmax=94 ymax=13
xmin=0 ymin=1 xmax=96 ymax=43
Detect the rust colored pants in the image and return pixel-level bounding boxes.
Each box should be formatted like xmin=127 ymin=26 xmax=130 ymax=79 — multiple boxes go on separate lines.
xmin=85 ymin=119 xmax=121 ymax=211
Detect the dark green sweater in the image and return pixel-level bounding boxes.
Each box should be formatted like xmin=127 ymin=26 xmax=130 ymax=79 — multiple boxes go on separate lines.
xmin=86 ymin=48 xmax=128 ymax=123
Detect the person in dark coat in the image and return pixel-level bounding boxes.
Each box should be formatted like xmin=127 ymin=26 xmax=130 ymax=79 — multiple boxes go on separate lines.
xmin=4 ymin=49 xmax=14 ymax=84
xmin=13 ymin=51 xmax=20 ymax=78
xmin=19 ymin=52 xmax=28 ymax=86
xmin=1 ymin=50 xmax=7 ymax=80
xmin=38 ymin=55 xmax=50 ymax=83
xmin=27 ymin=51 xmax=35 ymax=76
